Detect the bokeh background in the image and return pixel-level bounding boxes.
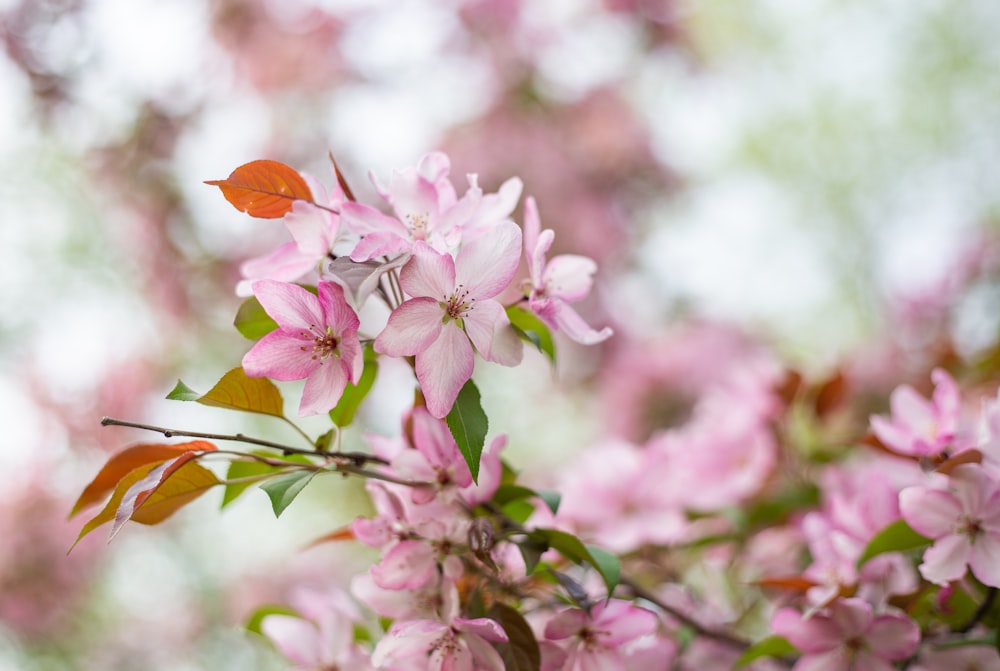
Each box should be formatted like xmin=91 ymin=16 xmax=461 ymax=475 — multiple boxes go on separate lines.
xmin=2 ymin=0 xmax=999 ymax=667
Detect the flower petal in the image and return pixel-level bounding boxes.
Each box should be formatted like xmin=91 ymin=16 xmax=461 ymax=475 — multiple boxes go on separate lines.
xmin=252 ymin=279 xmax=324 ymax=332
xmin=544 ymin=254 xmax=597 ymax=302
xmin=299 ymin=357 xmax=349 ymax=416
xmin=416 ymin=324 xmax=474 ymax=418
xmin=456 ymin=221 xmax=522 ymax=299
xmin=770 ymin=608 xmax=842 ymax=654
xmin=899 ymin=486 xmax=962 ymax=538
xmin=340 ymin=201 xmax=406 ymax=236
xmin=242 ymin=330 xmax=316 ymax=381
xmin=920 ymin=534 xmax=972 ymax=585
xmin=865 ymin=613 xmax=920 ymax=661
xmin=551 ymin=300 xmax=613 ymax=345
xmin=350 ymin=230 xmax=413 ymax=262
xmin=375 ymin=298 xmax=443 ymax=357
xmin=969 ymin=534 xmax=1000 ymax=587
xmin=400 ymin=243 xmax=457 ymax=299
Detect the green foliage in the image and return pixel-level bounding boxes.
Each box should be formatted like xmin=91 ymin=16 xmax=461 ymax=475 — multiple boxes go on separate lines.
xmin=515 ymin=527 xmax=621 ymax=596
xmin=857 ymin=519 xmax=932 ymax=568
xmin=446 ymin=379 xmax=489 ymax=483
xmin=505 ymin=304 xmax=555 ymax=363
xmin=260 ymin=470 xmax=317 ymax=517
xmin=234 ymin=296 xmax=279 ymax=340
xmin=488 ymin=603 xmax=541 ymax=671
xmin=329 ymin=344 xmax=378 ymax=427
xmin=221 ymin=453 xmax=312 ymax=509
xmin=735 ymin=636 xmax=796 ymax=668
xmin=492 ymin=485 xmax=561 ymax=515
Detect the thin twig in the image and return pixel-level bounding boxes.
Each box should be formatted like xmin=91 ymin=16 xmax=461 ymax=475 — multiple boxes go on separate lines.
xmin=958 ymin=586 xmax=997 ymax=633
xmin=100 ymin=416 xmax=387 ymax=465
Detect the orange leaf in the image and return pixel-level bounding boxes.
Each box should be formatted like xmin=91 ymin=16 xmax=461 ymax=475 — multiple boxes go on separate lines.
xmin=306 ymin=525 xmax=356 ymax=548
xmin=756 ymin=575 xmax=818 ymax=592
xmin=129 ymin=461 xmax=220 ymax=525
xmin=70 ymin=440 xmax=216 ymax=518
xmin=936 ymin=448 xmax=983 ymax=475
xmin=205 ymin=160 xmax=314 ymax=218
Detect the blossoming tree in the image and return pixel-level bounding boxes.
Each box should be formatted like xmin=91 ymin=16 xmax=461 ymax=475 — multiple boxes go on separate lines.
xmin=70 ymin=153 xmax=1000 ymax=670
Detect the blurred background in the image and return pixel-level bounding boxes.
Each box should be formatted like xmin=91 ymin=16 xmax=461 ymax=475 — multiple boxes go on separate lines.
xmin=1 ymin=0 xmax=1000 ymax=667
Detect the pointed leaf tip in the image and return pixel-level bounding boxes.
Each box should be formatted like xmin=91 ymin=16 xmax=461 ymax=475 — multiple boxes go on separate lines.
xmin=446 ymin=379 xmax=489 ymax=483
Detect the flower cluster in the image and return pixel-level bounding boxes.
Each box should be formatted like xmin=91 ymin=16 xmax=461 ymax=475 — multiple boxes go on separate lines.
xmin=240 ymin=152 xmax=610 ymax=419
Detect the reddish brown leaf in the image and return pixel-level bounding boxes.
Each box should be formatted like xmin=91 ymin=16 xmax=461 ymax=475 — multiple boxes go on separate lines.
xmin=774 ymin=368 xmax=802 ymax=407
xmin=814 ymin=370 xmax=846 ymax=418
xmin=756 ymin=575 xmax=818 ymax=593
xmin=72 ymin=455 xmax=219 ymax=549
xmin=71 ymin=440 xmax=216 ymax=517
xmin=936 ymin=448 xmax=983 ymax=475
xmin=205 ymin=160 xmax=313 ymax=218
xmin=306 ymin=525 xmax=356 ymax=548
xmin=329 ymin=152 xmax=356 ymax=202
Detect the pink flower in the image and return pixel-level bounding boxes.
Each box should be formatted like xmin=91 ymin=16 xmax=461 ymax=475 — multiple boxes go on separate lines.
xmin=237 ymin=173 xmax=344 ymax=296
xmin=870 ymin=368 xmax=963 ymax=458
xmin=242 ymin=280 xmax=363 ymax=416
xmin=390 ymin=407 xmax=474 ymax=504
xmin=341 ymin=152 xmax=480 ymax=262
xmin=543 ymin=599 xmax=659 ymax=670
xmin=374 ymin=224 xmax=524 ymax=418
xmin=260 ymin=588 xmax=373 ymax=671
xmin=371 ymin=584 xmax=507 ymax=671
xmin=771 ymin=598 xmax=920 ymax=671
xmin=522 ymin=196 xmax=612 ymax=345
xmin=899 ymin=464 xmax=1000 ymax=587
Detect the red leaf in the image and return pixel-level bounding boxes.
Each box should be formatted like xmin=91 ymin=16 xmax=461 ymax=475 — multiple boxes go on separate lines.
xmin=71 ymin=441 xmax=216 ymax=517
xmin=756 ymin=575 xmax=818 ymax=593
xmin=936 ymin=448 xmax=982 ymax=475
xmin=306 ymin=525 xmax=356 ymax=548
xmin=205 ymin=160 xmax=313 ymax=218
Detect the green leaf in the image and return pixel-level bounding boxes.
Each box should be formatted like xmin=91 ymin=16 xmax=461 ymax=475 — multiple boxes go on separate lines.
xmin=506 ymin=304 xmax=555 ymax=363
xmin=260 ymin=470 xmax=316 ymax=517
xmin=515 ymin=536 xmax=549 ymax=575
xmin=329 ymin=344 xmax=378 ymax=427
xmin=167 ymin=367 xmax=285 ymax=418
xmin=166 ymin=380 xmax=201 ymax=401
xmin=735 ymin=636 xmax=796 ymax=668
xmin=487 ymin=603 xmax=541 ymax=671
xmin=221 ymin=453 xmax=313 ymax=509
xmin=446 ymin=379 xmax=489 ymax=483
xmin=857 ymin=519 xmax=932 ymax=568
xmin=234 ymin=296 xmax=279 ymax=340
xmin=501 ymin=499 xmax=536 ymax=525
xmin=537 ymin=490 xmax=561 ymax=515
xmin=536 ymin=528 xmax=620 ymax=596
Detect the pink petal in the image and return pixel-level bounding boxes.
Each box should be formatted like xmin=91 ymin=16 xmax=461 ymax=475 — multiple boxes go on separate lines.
xmin=592 ymin=601 xmax=657 ymax=644
xmin=869 ymin=415 xmax=916 ymax=455
xmin=253 ymin=279 xmax=325 ymax=332
xmin=260 ymin=615 xmax=322 ymax=666
xmin=848 ymin=650 xmax=896 ymax=671
xmin=418 ymin=152 xmax=451 ymax=183
xmin=350 ymin=231 xmax=413 ymax=263
xmin=375 ymin=298 xmax=443 ymax=357
xmin=454 ymin=617 xmax=508 ymax=643
xmin=299 ymin=358 xmax=349 ymax=416
xmin=239 ymin=242 xmax=317 ymax=294
xmin=400 ymin=243 xmax=456 ymax=299
xmin=890 ymin=386 xmax=936 ymax=438
xmin=950 ymin=464 xmax=998 ymax=517
xmin=920 ymin=534 xmax=972 ymax=585
xmin=285 ymin=200 xmax=336 ymax=257
xmin=415 ymin=324 xmax=475 ymax=418
xmin=827 ymin=599 xmax=872 ymax=639
xmin=456 ymin=221 xmax=522 ymax=299
xmin=899 ymin=486 xmax=962 ymax=538
xmin=865 ymin=613 xmax=920 ymax=661
xmin=770 ymin=608 xmax=843 ymax=654
xmin=340 ymin=201 xmax=407 ymax=236
xmin=544 ymin=254 xmax=597 ymax=302
xmin=370 ymin=540 xmax=437 ymax=590
xmin=388 ymin=170 xmax=440 ymax=223
xmin=463 ymin=632 xmax=507 ymax=671
xmin=545 ymin=609 xmax=587 ymax=640
xmin=969 ymin=534 xmax=1000 ymax=587
xmin=464 ymin=299 xmax=506 ymax=361
xmin=371 ymin=620 xmax=443 ymax=667
xmin=242 ymin=330 xmax=317 ymax=381
xmin=317 ymin=282 xmax=359 ymax=334
xmin=551 ymin=301 xmax=613 ymax=345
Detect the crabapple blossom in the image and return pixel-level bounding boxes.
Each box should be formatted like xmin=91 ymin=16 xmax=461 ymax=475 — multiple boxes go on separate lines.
xmin=342 ymin=152 xmax=481 ymax=262
xmin=371 ymin=583 xmax=507 ymax=671
xmin=374 ymin=225 xmax=524 ymax=418
xmin=899 ymin=463 xmax=1000 ymax=587
xmin=238 ymin=173 xmax=345 ymax=296
xmin=870 ymin=368 xmax=964 ymax=458
xmin=543 ymin=598 xmax=660 ymax=671
xmin=521 ymin=196 xmax=612 ymax=345
xmin=242 ymin=280 xmax=362 ymax=416
xmin=771 ymin=598 xmax=920 ymax=671
xmin=260 ymin=588 xmax=373 ymax=671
